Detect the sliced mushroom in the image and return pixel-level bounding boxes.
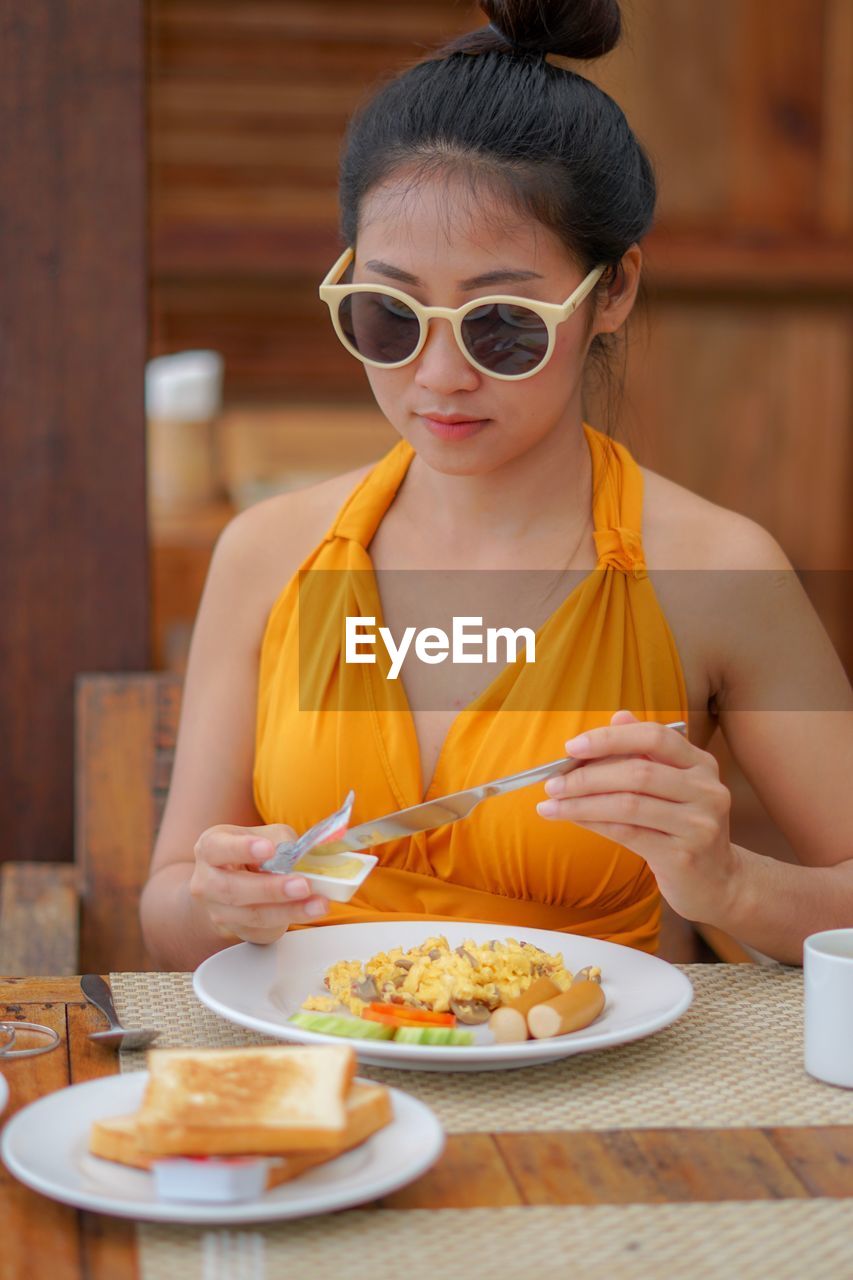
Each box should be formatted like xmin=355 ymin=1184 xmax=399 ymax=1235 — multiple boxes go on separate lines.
xmin=572 ymin=966 xmax=602 ymax=985
xmin=394 ymin=957 xmax=415 ymax=971
xmin=449 ymin=998 xmax=491 ymax=1025
xmin=352 ymin=976 xmax=379 ymax=1002
xmin=455 ymin=947 xmax=480 ymax=970
xmin=428 ymin=948 xmax=443 ymax=960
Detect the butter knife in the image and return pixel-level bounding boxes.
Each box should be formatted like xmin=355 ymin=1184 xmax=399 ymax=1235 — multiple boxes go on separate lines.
xmin=265 ymin=720 xmax=688 ymax=872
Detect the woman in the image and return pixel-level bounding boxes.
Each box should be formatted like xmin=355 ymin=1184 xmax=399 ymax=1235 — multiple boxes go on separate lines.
xmin=140 ymin=0 xmax=852 ymax=970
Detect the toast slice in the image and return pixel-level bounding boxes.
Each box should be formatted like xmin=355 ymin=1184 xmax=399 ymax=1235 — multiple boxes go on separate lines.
xmin=134 ymin=1046 xmax=357 ymax=1156
xmin=265 ymin=1082 xmax=394 ymax=1186
xmin=90 ymin=1112 xmax=147 ymax=1169
xmin=89 ymin=1080 xmax=393 ymax=1187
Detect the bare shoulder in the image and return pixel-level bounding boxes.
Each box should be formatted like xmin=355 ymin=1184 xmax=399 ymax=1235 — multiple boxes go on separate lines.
xmin=639 ymin=467 xmax=796 ymax=739
xmin=641 ymin=466 xmax=792 ymax=571
xmin=212 ymin=462 xmax=375 ymax=618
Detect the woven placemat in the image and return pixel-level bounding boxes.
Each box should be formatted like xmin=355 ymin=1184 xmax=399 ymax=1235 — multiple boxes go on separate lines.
xmin=139 ymin=1202 xmax=853 ymax=1280
xmin=111 ymin=966 xmax=853 ymax=1130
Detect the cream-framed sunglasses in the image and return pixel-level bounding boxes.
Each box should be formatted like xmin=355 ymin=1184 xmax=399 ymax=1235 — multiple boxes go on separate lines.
xmin=319 ymin=246 xmax=607 ymax=381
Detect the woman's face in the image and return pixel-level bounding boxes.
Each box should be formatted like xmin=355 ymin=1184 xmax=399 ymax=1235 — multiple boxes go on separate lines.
xmin=352 ymin=172 xmax=605 ymax=476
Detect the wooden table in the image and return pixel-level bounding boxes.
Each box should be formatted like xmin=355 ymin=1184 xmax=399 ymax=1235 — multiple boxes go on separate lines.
xmin=3 ymin=976 xmax=853 ymax=1280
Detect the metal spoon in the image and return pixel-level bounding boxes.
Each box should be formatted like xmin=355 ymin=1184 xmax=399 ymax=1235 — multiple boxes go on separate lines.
xmin=81 ymin=974 xmax=160 ymax=1050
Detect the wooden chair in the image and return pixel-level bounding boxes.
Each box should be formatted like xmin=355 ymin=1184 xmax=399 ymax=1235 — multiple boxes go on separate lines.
xmin=0 ymin=673 xmax=759 ymax=974
xmin=0 ymin=673 xmax=180 ymax=975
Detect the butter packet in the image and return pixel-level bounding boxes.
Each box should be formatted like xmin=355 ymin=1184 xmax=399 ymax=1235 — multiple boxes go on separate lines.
xmin=262 ymin=790 xmax=356 ymax=875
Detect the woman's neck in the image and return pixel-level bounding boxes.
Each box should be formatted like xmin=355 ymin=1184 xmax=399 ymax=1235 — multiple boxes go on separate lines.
xmin=392 ymin=415 xmax=594 ymax=565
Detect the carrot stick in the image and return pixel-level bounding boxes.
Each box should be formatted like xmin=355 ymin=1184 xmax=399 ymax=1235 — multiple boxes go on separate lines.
xmin=364 ymin=1004 xmax=456 ymax=1028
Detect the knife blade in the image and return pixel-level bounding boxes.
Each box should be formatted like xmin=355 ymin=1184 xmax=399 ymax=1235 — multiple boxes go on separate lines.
xmin=267 ymin=720 xmax=688 ymax=870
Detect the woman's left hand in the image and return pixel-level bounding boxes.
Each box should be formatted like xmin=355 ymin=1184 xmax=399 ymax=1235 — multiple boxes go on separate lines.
xmin=537 ymin=709 xmax=741 ymax=924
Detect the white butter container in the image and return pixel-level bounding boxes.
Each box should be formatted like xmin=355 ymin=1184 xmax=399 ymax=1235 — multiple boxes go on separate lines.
xmin=295 ymin=852 xmax=378 ymax=903
xmin=152 ymin=1155 xmax=274 ymax=1203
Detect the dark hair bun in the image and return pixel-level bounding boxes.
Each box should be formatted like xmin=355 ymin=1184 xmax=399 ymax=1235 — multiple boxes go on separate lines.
xmin=481 ymin=0 xmax=621 ymax=60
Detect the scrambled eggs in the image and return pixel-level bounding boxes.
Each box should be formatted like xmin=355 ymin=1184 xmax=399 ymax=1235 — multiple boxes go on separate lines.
xmin=302 ymin=935 xmax=581 ymax=1020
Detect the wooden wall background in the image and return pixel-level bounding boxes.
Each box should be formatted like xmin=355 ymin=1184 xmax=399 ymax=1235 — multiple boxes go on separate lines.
xmin=147 ymin=0 xmax=850 ymax=874
xmin=0 ymin=0 xmax=148 ymax=869
xmin=148 ymin=0 xmax=851 ymax=550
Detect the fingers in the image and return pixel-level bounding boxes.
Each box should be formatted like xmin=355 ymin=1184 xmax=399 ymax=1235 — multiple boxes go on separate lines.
xmin=190 ymin=859 xmax=329 ymax=935
xmin=537 ymin=789 xmax=685 ymax=836
xmin=191 ymin=822 xmax=328 ymax=945
xmin=543 ymin=757 xmax=691 ymax=805
xmin=210 ymin=898 xmax=329 ymax=930
xmin=564 ymin=718 xmax=693 ymax=768
xmin=207 ymin=896 xmax=331 ymax=946
xmin=194 ymin=825 xmax=298 ymax=870
xmin=200 ymin=864 xmax=314 ymax=910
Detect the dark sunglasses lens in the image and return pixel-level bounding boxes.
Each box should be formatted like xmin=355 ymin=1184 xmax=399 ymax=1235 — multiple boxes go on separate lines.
xmin=461 ymin=302 xmax=549 ymax=375
xmin=339 ymin=291 xmax=421 ymax=365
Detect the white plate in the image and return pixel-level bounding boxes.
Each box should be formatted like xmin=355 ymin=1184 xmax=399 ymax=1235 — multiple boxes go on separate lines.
xmin=1 ymin=1070 xmax=444 ymax=1225
xmin=194 ymin=921 xmax=693 ymax=1071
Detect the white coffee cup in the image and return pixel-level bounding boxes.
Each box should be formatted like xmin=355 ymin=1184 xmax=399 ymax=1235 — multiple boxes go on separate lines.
xmin=804 ymin=928 xmax=853 ymax=1088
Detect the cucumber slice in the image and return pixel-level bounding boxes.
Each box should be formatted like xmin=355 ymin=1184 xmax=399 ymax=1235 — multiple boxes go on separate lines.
xmin=289 ymin=1011 xmax=395 ymax=1041
xmin=393 ymin=1025 xmax=474 ymax=1046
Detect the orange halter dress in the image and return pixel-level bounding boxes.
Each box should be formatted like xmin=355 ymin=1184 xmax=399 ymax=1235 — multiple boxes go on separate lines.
xmin=253 ymin=424 xmax=688 ymax=953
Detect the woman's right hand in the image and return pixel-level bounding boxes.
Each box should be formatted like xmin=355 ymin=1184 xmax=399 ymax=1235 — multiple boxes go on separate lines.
xmin=190 ymin=823 xmax=329 ymax=945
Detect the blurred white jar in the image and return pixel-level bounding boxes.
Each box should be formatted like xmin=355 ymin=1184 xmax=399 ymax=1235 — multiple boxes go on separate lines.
xmin=146 ymin=350 xmax=225 ymax=512
xmin=804 ymin=928 xmax=853 ymax=1089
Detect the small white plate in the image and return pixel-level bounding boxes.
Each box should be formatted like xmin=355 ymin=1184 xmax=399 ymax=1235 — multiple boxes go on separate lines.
xmin=1 ymin=1071 xmax=444 ymax=1225
xmin=0 ymin=1073 xmax=8 ymax=1117
xmin=194 ymin=921 xmax=693 ymax=1071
